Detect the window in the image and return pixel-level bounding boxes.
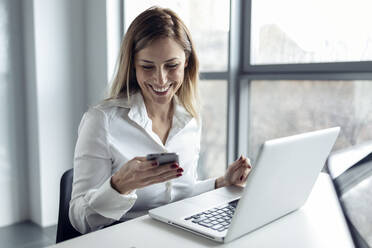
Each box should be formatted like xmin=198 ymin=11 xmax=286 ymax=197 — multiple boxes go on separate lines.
xmin=124 ymin=0 xmax=229 ymax=71
xmin=123 ymin=0 xmax=230 ymax=179
xmin=251 ymin=0 xmax=372 ymax=64
xmin=198 ymin=80 xmax=227 ymax=179
xmin=249 ymin=80 xmax=372 ymax=160
xmin=241 ymin=0 xmax=372 ymax=165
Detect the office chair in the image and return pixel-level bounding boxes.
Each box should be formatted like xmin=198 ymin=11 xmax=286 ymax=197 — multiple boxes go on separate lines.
xmin=56 ymin=168 xmax=82 ymax=243
xmin=327 ymin=144 xmax=372 ymax=248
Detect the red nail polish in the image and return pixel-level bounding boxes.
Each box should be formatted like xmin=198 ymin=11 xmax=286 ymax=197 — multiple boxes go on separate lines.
xmin=177 ymin=168 xmax=183 ymax=173
xmin=240 ymin=175 xmax=243 ymax=181
xmin=171 ymin=164 xmax=179 ymax=169
xmin=177 ymin=174 xmax=182 ymax=177
xmin=152 ymin=161 xmax=158 ymax=166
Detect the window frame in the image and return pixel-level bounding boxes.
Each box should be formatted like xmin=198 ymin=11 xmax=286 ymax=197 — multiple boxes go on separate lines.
xmin=121 ymin=1 xmax=234 ymax=166
xmin=243 ymin=0 xmax=372 ymax=73
xmin=120 ymin=0 xmax=372 ymax=168
xmin=237 ymin=0 xmax=372 ymax=157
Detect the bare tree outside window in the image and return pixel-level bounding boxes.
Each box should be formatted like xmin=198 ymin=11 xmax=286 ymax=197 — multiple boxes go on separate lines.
xmin=198 ymin=80 xmax=227 ymax=179
xmin=251 ymin=0 xmax=372 ymax=64
xmin=249 ymin=80 xmax=372 ymax=161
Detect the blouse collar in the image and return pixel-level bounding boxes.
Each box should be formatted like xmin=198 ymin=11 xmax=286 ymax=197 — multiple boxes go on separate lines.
xmin=107 ymin=92 xmax=194 ymax=131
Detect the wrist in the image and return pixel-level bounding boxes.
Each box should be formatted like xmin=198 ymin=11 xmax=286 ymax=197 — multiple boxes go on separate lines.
xmin=215 ymin=176 xmax=226 ymax=189
xmin=111 ymin=174 xmax=132 ymax=195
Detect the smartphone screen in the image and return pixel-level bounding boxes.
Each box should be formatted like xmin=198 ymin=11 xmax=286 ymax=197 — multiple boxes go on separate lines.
xmin=146 ymin=153 xmax=179 ymax=165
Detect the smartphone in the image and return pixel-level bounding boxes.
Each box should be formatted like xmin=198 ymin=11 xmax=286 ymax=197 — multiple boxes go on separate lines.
xmin=146 ymin=152 xmax=179 ymax=166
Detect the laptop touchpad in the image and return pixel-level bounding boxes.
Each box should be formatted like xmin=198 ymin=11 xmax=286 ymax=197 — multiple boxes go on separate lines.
xmin=185 ymin=186 xmax=243 ymax=208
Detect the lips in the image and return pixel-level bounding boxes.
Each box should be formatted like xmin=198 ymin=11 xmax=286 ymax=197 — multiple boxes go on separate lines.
xmin=149 ymin=84 xmax=172 ymax=96
xmin=152 ymin=85 xmax=171 ymax=92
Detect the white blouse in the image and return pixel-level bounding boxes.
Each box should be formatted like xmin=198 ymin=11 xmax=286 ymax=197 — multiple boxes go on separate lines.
xmin=69 ymin=93 xmax=216 ymax=234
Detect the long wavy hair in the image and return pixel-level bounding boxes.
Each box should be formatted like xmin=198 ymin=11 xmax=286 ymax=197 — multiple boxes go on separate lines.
xmin=107 ymin=7 xmax=200 ymax=120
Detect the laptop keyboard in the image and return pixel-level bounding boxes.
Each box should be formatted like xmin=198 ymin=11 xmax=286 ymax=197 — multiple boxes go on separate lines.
xmin=184 ymin=199 xmax=239 ymax=232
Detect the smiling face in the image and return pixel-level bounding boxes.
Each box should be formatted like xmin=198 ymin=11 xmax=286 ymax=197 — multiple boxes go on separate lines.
xmin=135 ymin=37 xmax=188 ymax=107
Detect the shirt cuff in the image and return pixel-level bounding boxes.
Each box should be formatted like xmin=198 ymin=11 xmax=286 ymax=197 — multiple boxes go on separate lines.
xmin=192 ymin=177 xmax=217 ymax=196
xmin=85 ymin=177 xmax=137 ymax=220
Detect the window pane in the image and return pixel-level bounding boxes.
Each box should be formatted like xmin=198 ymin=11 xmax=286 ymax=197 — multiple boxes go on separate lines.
xmin=249 ymin=80 xmax=372 ymax=161
xmin=251 ymin=0 xmax=372 ymax=64
xmin=124 ymin=0 xmax=230 ymax=71
xmin=198 ymin=80 xmax=227 ymax=179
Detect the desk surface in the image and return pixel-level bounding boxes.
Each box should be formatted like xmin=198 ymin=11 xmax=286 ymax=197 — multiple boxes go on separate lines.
xmin=49 ymin=173 xmax=355 ymax=248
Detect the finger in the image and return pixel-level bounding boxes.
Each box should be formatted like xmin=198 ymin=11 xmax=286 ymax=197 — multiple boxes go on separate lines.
xmin=242 ymin=157 xmax=252 ymax=168
xmin=236 ymin=155 xmax=244 ymax=164
xmin=236 ymin=156 xmax=251 ymax=170
xmin=229 ymin=167 xmax=243 ymax=183
xmin=136 ymin=159 xmax=160 ymax=171
xmin=156 ymin=171 xmax=182 ymax=184
xmin=238 ymin=154 xmax=244 ymax=161
xmin=133 ymin=156 xmax=147 ymax=162
xmin=235 ymin=167 xmax=248 ymax=182
xmin=144 ymin=169 xmax=182 ymax=186
xmin=228 ymin=157 xmax=243 ymax=171
xmin=230 ymin=161 xmax=249 ymax=186
xmin=151 ymin=162 xmax=181 ymax=176
xmin=141 ymin=163 xmax=182 ymax=180
xmin=241 ymin=161 xmax=251 ymax=170
xmin=241 ymin=170 xmax=250 ymax=182
xmin=235 ymin=171 xmax=250 ymax=187
xmin=231 ymin=160 xmax=246 ymax=172
xmin=156 ymin=166 xmax=183 ymax=179
xmin=240 ymin=167 xmax=250 ymax=181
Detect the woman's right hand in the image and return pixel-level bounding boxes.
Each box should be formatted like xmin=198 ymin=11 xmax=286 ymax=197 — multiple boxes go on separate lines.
xmin=110 ymin=156 xmax=183 ymax=195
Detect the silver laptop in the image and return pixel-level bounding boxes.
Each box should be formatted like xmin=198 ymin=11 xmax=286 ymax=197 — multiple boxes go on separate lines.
xmin=149 ymin=127 xmax=340 ymax=243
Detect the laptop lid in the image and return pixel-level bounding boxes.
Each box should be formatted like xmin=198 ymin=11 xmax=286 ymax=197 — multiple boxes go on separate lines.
xmin=149 ymin=127 xmax=340 ymax=243
xmin=224 ymin=127 xmax=340 ymax=242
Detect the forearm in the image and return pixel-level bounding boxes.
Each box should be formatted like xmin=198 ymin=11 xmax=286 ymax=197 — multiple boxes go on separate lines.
xmin=69 ymin=196 xmax=117 ymax=234
xmin=70 ymin=175 xmax=138 ymax=233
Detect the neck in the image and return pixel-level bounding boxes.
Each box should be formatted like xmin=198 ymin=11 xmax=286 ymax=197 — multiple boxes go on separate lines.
xmin=144 ymin=99 xmax=173 ymax=122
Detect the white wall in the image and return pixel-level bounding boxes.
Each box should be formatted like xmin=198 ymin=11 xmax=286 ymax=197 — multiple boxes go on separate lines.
xmin=23 ymin=0 xmax=111 ymax=227
xmin=0 ymin=0 xmax=118 ymax=228
xmin=85 ymin=0 xmax=109 ymax=105
xmin=35 ymin=0 xmax=83 ymax=227
xmin=0 ymin=0 xmax=29 ymax=227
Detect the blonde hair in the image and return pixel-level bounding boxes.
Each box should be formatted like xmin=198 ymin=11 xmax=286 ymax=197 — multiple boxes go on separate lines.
xmin=107 ymin=7 xmax=200 ymax=120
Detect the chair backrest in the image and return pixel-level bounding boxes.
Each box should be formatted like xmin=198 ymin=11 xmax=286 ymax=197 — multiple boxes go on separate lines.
xmin=56 ymin=168 xmax=82 ymax=243
xmin=327 ymin=145 xmax=372 ymax=248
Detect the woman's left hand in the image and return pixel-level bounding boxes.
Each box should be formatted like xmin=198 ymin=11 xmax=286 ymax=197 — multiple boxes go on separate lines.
xmin=215 ymin=155 xmax=252 ymax=188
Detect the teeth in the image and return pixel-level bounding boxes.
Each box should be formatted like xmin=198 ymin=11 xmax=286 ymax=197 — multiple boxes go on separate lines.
xmin=151 ymin=85 xmax=171 ymax=92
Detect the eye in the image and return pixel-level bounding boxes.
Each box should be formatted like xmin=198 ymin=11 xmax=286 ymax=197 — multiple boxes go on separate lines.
xmin=141 ymin=65 xmax=154 ymax=70
xmin=166 ymin=64 xmax=178 ymax=69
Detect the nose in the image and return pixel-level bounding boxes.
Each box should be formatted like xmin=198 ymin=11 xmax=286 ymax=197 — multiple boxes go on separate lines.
xmin=157 ymin=68 xmax=167 ymax=85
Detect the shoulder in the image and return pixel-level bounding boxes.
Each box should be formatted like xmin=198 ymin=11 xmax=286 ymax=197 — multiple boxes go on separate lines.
xmin=95 ymin=97 xmax=130 ymax=112
xmin=87 ymin=97 xmax=131 ymax=121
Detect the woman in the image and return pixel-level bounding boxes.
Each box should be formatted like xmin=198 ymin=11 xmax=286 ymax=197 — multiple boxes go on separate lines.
xmin=69 ymin=7 xmax=251 ymax=234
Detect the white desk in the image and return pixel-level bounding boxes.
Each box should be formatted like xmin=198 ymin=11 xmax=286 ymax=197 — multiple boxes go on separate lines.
xmin=49 ymin=173 xmax=355 ymax=248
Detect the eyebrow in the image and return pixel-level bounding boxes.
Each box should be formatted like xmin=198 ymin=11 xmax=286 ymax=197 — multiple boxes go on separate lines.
xmin=140 ymin=58 xmax=179 ymax=63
